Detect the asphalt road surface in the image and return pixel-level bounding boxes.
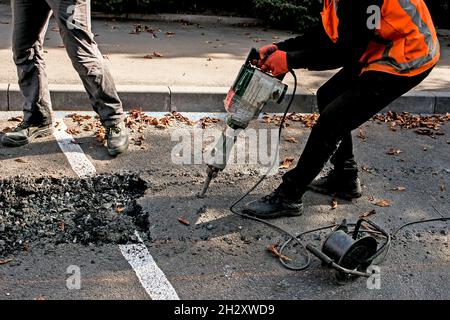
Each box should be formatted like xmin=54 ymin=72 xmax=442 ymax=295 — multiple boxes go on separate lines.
xmin=0 ymin=111 xmax=449 ymax=300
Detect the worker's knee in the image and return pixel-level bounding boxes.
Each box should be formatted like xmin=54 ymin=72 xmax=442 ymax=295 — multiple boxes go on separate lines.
xmin=13 ymin=44 xmax=42 ymax=66
xmin=316 ymin=84 xmax=333 ymax=113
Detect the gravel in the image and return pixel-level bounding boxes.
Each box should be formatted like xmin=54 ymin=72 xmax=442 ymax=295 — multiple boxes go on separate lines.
xmin=0 ymin=173 xmax=149 ymax=259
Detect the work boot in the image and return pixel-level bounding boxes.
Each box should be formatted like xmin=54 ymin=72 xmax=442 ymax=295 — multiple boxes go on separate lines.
xmin=243 ymin=189 xmax=304 ymax=219
xmin=1 ymin=121 xmax=53 ymax=147
xmin=105 ymin=121 xmax=129 ymax=157
xmin=308 ymin=169 xmax=362 ymax=200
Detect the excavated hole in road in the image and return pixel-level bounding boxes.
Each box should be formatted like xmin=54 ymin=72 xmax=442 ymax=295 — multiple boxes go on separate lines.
xmin=0 ymin=173 xmax=150 ymax=258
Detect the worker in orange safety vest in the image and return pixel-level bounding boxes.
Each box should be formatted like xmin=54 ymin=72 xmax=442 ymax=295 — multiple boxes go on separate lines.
xmin=244 ymin=0 xmax=440 ymax=219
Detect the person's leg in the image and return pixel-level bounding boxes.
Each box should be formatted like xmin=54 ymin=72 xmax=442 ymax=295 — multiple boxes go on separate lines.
xmin=46 ymin=0 xmax=128 ymax=155
xmin=11 ymin=0 xmax=53 ymax=125
xmin=280 ymin=69 xmax=432 ymax=199
xmin=2 ymin=0 xmax=54 ymax=147
xmin=308 ymin=68 xmax=362 ymax=199
xmin=244 ymin=69 xmax=432 ymax=218
xmin=316 ymin=68 xmax=358 ymax=171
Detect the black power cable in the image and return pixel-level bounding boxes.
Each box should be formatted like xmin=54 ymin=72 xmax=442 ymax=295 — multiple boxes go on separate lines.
xmin=228 ymin=69 xmax=450 ymax=274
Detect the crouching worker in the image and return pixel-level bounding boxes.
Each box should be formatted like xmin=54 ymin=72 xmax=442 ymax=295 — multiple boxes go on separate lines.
xmin=2 ymin=0 xmax=129 ymax=156
xmin=244 ymin=0 xmax=439 ymax=219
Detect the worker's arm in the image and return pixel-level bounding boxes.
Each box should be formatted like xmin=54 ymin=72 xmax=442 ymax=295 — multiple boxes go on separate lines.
xmin=276 ymin=0 xmax=383 ymax=71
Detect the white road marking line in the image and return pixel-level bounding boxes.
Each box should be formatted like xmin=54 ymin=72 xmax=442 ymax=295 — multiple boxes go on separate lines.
xmin=53 ymin=119 xmax=96 ymax=178
xmin=52 ymin=117 xmax=179 ymax=300
xmin=120 ymin=232 xmax=180 ymax=300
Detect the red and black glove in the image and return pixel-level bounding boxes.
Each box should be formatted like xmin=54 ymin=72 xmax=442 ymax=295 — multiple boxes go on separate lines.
xmin=262 ymin=50 xmax=289 ymax=77
xmin=259 ymin=44 xmax=278 ymax=60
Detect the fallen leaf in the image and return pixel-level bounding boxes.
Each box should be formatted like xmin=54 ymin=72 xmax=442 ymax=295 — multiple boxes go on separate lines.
xmin=95 ymin=127 xmax=106 ymax=143
xmin=267 ymin=245 xmax=291 ymax=262
xmin=153 ymin=51 xmax=164 ymax=58
xmin=331 ymin=198 xmax=338 ymax=210
xmin=166 ymin=31 xmax=176 ymax=37
xmin=391 ymin=187 xmax=406 ymax=192
xmin=0 ymin=259 xmax=13 ymax=265
xmin=441 ymin=185 xmax=446 ymax=192
xmin=35 ymin=296 xmax=46 ymax=301
xmin=66 ymin=127 xmax=81 ymax=135
xmin=285 ymin=137 xmax=298 ymax=143
xmin=280 ymin=157 xmax=295 ymax=169
xmin=386 ymin=148 xmax=402 ymax=155
xmin=361 ymin=165 xmax=372 ymax=173
xmin=8 ymin=116 xmax=23 ymax=122
xmin=358 ymin=129 xmax=366 ymax=141
xmin=14 ymin=158 xmax=27 ymax=163
xmin=374 ymin=199 xmax=391 ymax=207
xmin=178 ymin=217 xmax=190 ymax=226
xmin=58 ymin=220 xmax=65 ymax=232
xmin=116 ymin=207 xmax=125 ymax=213
xmin=2 ymin=127 xmax=12 ymax=133
xmin=360 ymin=209 xmax=377 ymax=219
xmin=143 ymin=54 xmax=153 ymax=59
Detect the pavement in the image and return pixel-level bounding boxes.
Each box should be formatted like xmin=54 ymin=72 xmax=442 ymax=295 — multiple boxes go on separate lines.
xmin=0 ymin=3 xmax=449 ymax=113
xmin=0 ymin=2 xmax=449 ymax=301
xmin=0 ymin=111 xmax=449 ymax=300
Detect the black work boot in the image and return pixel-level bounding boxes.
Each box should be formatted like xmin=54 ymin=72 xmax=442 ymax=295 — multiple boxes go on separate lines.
xmin=1 ymin=121 xmax=53 ymax=147
xmin=105 ymin=121 xmax=129 ymax=156
xmin=308 ymin=169 xmax=362 ymax=200
xmin=243 ymin=189 xmax=304 ymax=219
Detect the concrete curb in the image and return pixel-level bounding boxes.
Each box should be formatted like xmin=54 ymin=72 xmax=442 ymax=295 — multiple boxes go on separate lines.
xmin=1 ymin=84 xmax=449 ymax=114
xmin=91 ymin=12 xmax=263 ymax=26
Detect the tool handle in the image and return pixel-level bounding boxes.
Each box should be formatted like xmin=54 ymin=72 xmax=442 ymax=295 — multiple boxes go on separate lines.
xmin=306 ymin=244 xmax=334 ymax=266
xmin=246 ymin=48 xmax=260 ymax=65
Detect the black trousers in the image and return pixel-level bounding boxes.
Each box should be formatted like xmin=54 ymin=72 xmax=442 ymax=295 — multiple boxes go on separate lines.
xmin=279 ymin=67 xmax=432 ymax=199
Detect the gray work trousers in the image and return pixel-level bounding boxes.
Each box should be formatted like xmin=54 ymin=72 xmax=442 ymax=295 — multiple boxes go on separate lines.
xmin=12 ymin=0 xmax=123 ymax=126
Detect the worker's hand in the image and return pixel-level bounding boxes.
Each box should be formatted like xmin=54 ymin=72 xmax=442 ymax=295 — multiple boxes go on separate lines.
xmin=259 ymin=44 xmax=278 ymax=60
xmin=262 ymin=50 xmax=289 ymax=77
xmin=251 ymin=44 xmax=278 ymax=66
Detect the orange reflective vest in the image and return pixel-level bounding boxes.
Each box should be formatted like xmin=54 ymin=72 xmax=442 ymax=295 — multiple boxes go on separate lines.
xmin=321 ymin=0 xmax=440 ymax=76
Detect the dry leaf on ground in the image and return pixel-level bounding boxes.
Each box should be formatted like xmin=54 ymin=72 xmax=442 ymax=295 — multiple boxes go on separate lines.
xmin=373 ymin=199 xmax=391 ymax=207
xmin=267 ymin=245 xmax=291 ymax=262
xmin=286 ymin=137 xmax=298 ymax=143
xmin=0 ymin=259 xmax=13 ymax=265
xmin=386 ymin=148 xmax=402 ymax=155
xmin=391 ymin=187 xmax=406 ymax=192
xmin=280 ymin=157 xmax=295 ymax=169
xmin=331 ymin=198 xmax=338 ymax=210
xmin=360 ymin=209 xmax=377 ymax=219
xmin=178 ymin=217 xmax=190 ymax=226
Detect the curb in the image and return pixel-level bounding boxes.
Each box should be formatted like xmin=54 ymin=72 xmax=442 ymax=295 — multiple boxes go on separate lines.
xmin=1 ymin=84 xmax=449 ymax=114
xmin=91 ymin=12 xmax=263 ymax=26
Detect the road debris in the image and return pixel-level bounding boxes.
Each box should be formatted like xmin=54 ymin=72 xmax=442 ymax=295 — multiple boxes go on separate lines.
xmin=360 ymin=209 xmax=377 ymax=219
xmin=267 ymin=245 xmax=291 ymax=262
xmin=373 ymin=112 xmax=449 ymax=135
xmin=391 ymin=187 xmax=406 ymax=192
xmin=177 ymin=217 xmax=191 ymax=226
xmin=280 ymin=157 xmax=295 ymax=170
xmin=0 ymin=173 xmax=149 ymax=259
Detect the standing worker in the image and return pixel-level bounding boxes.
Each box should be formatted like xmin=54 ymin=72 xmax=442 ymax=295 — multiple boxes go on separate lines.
xmin=244 ymin=0 xmax=440 ymax=218
xmin=2 ymin=0 xmax=129 ymax=156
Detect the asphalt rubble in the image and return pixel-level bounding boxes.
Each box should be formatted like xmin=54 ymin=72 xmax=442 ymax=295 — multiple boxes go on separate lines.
xmin=0 ymin=173 xmax=150 ymax=259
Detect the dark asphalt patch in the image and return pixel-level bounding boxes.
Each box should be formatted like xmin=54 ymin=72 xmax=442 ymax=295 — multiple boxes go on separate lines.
xmin=0 ymin=173 xmax=150 ymax=259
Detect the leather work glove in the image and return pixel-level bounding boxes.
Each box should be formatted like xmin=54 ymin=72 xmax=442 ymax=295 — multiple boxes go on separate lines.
xmin=262 ymin=50 xmax=289 ymax=77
